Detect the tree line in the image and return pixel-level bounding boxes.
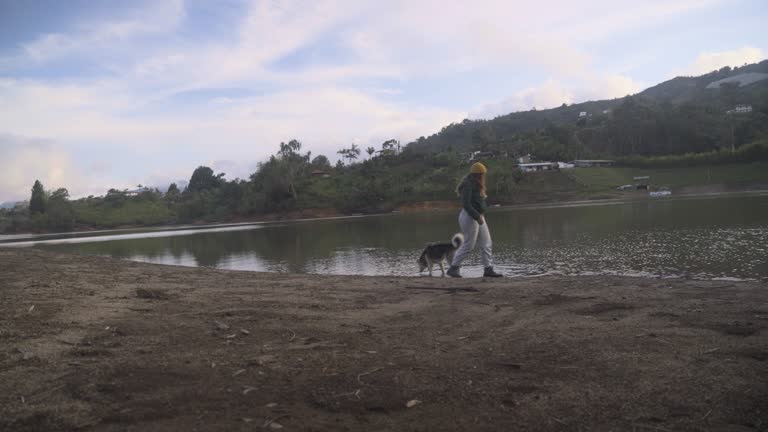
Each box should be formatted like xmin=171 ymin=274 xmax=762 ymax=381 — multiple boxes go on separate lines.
xmin=1 ymin=138 xmax=520 ymax=233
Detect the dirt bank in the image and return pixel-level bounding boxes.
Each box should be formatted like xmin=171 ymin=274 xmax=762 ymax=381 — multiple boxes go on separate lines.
xmin=1 ymin=248 xmax=766 ymax=431
xmin=394 ymin=201 xmax=460 ymax=213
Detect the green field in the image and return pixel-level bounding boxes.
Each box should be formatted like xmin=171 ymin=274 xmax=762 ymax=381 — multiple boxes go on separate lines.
xmin=565 ymin=162 xmax=768 ymax=190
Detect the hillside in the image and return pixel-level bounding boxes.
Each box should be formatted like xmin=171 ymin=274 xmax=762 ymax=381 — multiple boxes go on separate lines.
xmin=406 ymin=60 xmax=768 ymax=160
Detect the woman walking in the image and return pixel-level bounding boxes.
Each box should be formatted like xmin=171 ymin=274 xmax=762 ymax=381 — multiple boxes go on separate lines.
xmin=447 ymin=162 xmax=503 ymax=278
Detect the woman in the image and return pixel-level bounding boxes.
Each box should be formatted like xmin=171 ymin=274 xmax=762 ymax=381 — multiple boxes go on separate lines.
xmin=447 ymin=162 xmax=503 ymax=278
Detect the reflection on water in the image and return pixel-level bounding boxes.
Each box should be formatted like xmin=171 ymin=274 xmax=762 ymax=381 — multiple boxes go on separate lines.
xmin=5 ymin=195 xmax=768 ymax=280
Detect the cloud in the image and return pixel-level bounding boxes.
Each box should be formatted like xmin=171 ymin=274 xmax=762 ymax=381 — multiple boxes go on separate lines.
xmin=340 ymin=1 xmax=594 ymax=77
xmin=0 ymin=134 xmax=83 ymax=202
xmin=544 ymin=0 xmax=722 ymax=43
xmin=124 ymin=0 xmax=373 ymax=90
xmin=583 ymin=74 xmax=645 ymax=101
xmin=0 ymin=132 xmax=140 ymax=201
xmin=17 ymin=0 xmax=184 ymax=63
xmin=45 ymin=0 xmax=713 ymax=90
xmin=0 ymin=77 xmax=461 ymax=143
xmin=471 ymin=80 xmax=576 ymax=119
xmin=470 ymin=73 xmax=644 ymax=119
xmin=337 ymin=0 xmax=720 ymax=79
xmin=683 ymin=46 xmax=766 ymax=76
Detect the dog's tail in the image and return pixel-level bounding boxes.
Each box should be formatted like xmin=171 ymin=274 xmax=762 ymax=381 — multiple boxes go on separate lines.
xmin=452 ymin=233 xmax=464 ymax=248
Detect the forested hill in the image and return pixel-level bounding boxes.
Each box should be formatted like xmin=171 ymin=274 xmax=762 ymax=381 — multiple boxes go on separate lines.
xmin=406 ymin=60 xmax=768 ymax=160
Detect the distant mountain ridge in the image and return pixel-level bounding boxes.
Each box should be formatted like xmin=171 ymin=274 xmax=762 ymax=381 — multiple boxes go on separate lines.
xmin=639 ymin=60 xmax=768 ymax=103
xmin=407 ymin=60 xmax=768 ymax=159
xmin=1 ymin=201 xmax=22 ymax=210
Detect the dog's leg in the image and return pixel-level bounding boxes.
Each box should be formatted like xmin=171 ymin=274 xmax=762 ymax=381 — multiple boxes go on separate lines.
xmin=439 ymin=261 xmax=445 ymax=276
xmin=428 ymin=260 xmax=433 ymax=276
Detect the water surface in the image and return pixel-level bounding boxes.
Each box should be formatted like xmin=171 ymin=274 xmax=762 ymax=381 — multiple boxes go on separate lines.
xmin=3 ymin=195 xmax=767 ymax=280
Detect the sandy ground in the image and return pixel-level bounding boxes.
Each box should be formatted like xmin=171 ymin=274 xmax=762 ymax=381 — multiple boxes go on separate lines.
xmin=0 ymin=248 xmax=766 ymax=432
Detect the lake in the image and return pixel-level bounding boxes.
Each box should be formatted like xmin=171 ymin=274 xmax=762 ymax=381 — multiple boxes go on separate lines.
xmin=2 ymin=194 xmax=767 ymax=281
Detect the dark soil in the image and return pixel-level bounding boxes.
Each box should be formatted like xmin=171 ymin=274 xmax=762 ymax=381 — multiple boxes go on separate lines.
xmin=1 ymin=248 xmax=766 ymax=431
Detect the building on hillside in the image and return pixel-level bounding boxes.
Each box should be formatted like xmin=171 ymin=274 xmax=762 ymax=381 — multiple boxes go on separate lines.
xmin=602 ymin=109 xmax=611 ymax=114
xmin=473 ymin=151 xmax=497 ymax=160
xmin=517 ymin=154 xmax=531 ymax=164
xmin=726 ymin=104 xmax=752 ymax=114
xmin=125 ymin=187 xmax=151 ymax=196
xmin=572 ymin=159 xmax=615 ymax=168
xmin=311 ymin=170 xmax=331 ymax=178
xmin=518 ymin=162 xmax=559 ymax=172
xmin=578 ymin=111 xmax=588 ymax=118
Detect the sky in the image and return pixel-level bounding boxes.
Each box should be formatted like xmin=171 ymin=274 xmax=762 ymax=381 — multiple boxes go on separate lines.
xmin=0 ymin=0 xmax=766 ymax=202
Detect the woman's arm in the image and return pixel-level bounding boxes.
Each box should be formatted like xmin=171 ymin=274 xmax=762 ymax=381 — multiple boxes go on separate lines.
xmin=461 ymin=185 xmax=482 ymax=222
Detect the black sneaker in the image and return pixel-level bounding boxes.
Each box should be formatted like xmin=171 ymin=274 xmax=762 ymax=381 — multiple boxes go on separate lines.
xmin=447 ymin=266 xmax=462 ymax=278
xmin=483 ymin=267 xmax=503 ymax=278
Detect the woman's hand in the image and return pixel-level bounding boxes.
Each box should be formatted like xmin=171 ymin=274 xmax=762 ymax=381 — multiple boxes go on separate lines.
xmin=478 ymin=216 xmax=485 ymax=225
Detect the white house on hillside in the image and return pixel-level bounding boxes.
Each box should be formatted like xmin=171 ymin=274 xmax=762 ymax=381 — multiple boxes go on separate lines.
xmin=125 ymin=187 xmax=151 ymax=196
xmin=519 ymin=162 xmax=558 ymax=172
xmin=727 ymin=104 xmax=752 ymax=114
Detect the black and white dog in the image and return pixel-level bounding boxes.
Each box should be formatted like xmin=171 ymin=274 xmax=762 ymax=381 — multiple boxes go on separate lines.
xmin=418 ymin=233 xmax=464 ymax=276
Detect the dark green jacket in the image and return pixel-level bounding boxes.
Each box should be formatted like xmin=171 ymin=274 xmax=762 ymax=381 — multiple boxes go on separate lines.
xmin=458 ymin=177 xmax=487 ymax=222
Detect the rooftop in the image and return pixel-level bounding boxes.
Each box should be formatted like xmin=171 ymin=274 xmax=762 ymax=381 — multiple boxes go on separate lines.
xmin=573 ymin=160 xmax=615 ymax=163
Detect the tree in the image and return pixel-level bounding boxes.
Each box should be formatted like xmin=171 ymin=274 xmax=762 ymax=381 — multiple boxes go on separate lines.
xmin=337 ymin=144 xmax=361 ymax=165
xmin=188 ymin=166 xmax=223 ymax=193
xmin=218 ymin=179 xmax=246 ymax=214
xmin=311 ymin=155 xmax=331 ymax=170
xmin=276 ymin=139 xmax=311 ymax=199
xmin=30 ymin=180 xmax=47 ymax=214
xmin=366 ymin=146 xmax=375 ymax=159
xmin=50 ymin=188 xmax=69 ymax=201
xmin=47 ymin=188 xmax=74 ymax=230
xmin=381 ymin=139 xmax=397 ymax=155
xmin=278 ymin=139 xmax=306 ymax=160
xmin=250 ymin=140 xmax=311 ymax=210
xmin=166 ymin=182 xmax=180 ymax=194
xmin=348 ymin=143 xmax=361 ymax=162
xmin=104 ymin=188 xmax=127 ymax=207
xmin=472 ymin=127 xmax=495 ymax=152
xmin=165 ymin=183 xmax=181 ymax=202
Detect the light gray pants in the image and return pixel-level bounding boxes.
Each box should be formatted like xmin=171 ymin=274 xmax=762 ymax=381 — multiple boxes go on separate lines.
xmin=451 ymin=209 xmax=493 ymax=268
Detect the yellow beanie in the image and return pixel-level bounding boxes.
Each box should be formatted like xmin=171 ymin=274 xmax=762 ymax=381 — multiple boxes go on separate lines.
xmin=470 ymin=162 xmax=487 ymax=174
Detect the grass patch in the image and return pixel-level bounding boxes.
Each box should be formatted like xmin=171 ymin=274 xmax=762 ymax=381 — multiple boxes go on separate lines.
xmin=567 ymin=162 xmax=768 ymax=189
xmin=72 ymin=200 xmax=174 ymax=227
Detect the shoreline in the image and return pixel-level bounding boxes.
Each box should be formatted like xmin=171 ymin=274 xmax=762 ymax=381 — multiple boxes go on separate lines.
xmin=4 ymin=188 xmax=767 ymax=243
xmin=1 ymin=248 xmax=766 ymax=431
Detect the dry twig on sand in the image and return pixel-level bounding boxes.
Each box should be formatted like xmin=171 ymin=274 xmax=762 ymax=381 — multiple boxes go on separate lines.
xmin=357 ymin=367 xmax=384 ymax=384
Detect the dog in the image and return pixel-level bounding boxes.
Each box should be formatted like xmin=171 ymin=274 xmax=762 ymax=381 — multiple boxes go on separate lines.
xmin=418 ymin=233 xmax=464 ymax=276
